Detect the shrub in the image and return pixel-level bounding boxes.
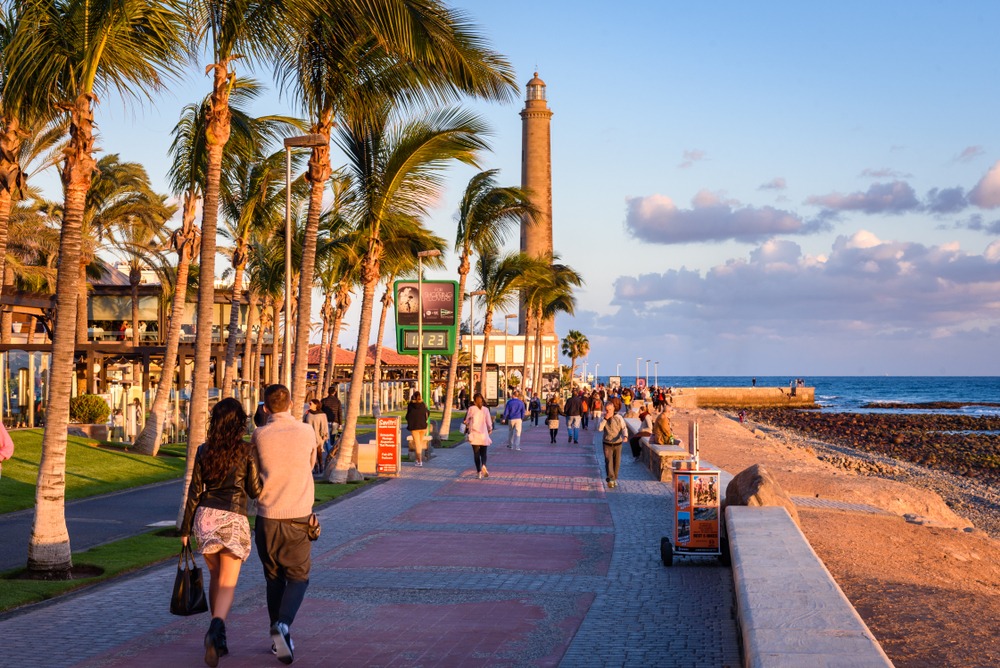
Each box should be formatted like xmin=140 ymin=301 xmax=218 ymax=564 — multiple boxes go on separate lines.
xmin=70 ymin=394 xmax=111 ymax=424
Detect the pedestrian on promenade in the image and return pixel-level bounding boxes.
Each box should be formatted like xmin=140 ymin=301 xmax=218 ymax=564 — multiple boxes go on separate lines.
xmin=589 ymin=391 xmax=602 ymax=427
xmin=304 ymin=399 xmax=329 ymax=473
xmin=0 ymin=419 xmax=14 ymax=478
xmin=545 ymin=394 xmax=561 ymax=443
xmin=180 ymin=398 xmax=262 ymax=667
xmin=405 ymin=391 xmax=430 ymax=467
xmin=628 ymin=405 xmax=654 ymax=461
xmin=580 ymin=393 xmax=590 ymax=430
xmin=529 ymin=392 xmax=542 ymax=426
xmin=321 ymin=384 xmax=342 ymax=445
xmin=502 ymin=389 xmax=526 ymax=450
xmin=563 ymin=390 xmax=584 ymax=443
xmin=252 ymin=384 xmax=316 ymax=665
xmin=464 ymin=392 xmax=493 ymax=479
xmin=598 ymin=402 xmax=628 ymax=489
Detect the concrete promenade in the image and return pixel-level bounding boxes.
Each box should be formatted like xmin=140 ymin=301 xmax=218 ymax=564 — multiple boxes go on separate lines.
xmin=0 ymin=418 xmax=740 ymax=667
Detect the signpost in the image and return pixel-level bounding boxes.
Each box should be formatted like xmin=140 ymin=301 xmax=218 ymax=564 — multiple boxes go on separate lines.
xmin=394 ymin=280 xmax=458 ymax=402
xmin=375 ymin=416 xmax=401 ymax=476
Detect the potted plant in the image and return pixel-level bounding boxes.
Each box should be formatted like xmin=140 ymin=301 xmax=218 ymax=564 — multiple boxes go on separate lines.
xmin=69 ymin=394 xmax=112 ymax=441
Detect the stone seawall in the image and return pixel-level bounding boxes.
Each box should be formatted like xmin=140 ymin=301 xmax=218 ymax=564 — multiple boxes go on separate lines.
xmin=669 ymin=387 xmax=815 ymax=409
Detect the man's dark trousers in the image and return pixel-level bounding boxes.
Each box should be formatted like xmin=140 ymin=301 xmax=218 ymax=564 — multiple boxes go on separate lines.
xmin=255 ymin=516 xmax=312 ymax=626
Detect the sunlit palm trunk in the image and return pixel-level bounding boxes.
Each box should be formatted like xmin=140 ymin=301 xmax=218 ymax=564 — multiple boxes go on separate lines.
xmin=327 ymin=252 xmax=378 ymax=483
xmin=253 ymin=301 xmax=268 ymax=392
xmin=480 ymin=311 xmax=494 ymax=398
xmin=0 ymin=116 xmax=22 ymax=303
xmin=241 ymin=289 xmax=259 ymax=392
xmin=270 ymin=298 xmax=282 ymax=385
xmin=291 ymin=121 xmax=332 ymax=411
xmin=327 ymin=286 xmax=351 ymax=389
xmin=130 ymin=268 xmax=141 ymax=347
xmin=183 ymin=62 xmax=232 ymax=524
xmin=28 ymin=94 xmax=96 ymax=574
xmin=371 ymin=284 xmax=392 ymax=412
xmin=134 ymin=194 xmax=197 ymax=456
xmin=77 ymin=261 xmax=88 ymax=346
xmin=316 ymin=294 xmax=332 ymax=395
xmin=439 ymin=260 xmax=469 ymax=438
xmin=221 ymin=247 xmax=247 ymax=397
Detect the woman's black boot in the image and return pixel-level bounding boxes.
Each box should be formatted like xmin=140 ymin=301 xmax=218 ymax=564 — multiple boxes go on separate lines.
xmin=215 ymin=618 xmax=229 ymax=658
xmin=204 ymin=617 xmax=223 ymax=667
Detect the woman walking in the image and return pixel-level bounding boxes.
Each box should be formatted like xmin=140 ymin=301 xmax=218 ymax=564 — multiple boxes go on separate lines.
xmin=406 ymin=391 xmax=431 ymax=467
xmin=181 ymin=398 xmax=262 ymax=666
xmin=545 ymin=394 xmax=561 ymax=444
xmin=464 ymin=392 xmax=493 ymax=478
xmin=304 ymin=399 xmax=329 ymax=473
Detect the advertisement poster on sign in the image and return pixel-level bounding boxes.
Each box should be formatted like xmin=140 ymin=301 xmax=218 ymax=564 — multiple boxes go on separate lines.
xmin=674 ymin=469 xmax=720 ymax=554
xmin=376 ymin=417 xmax=400 ymax=476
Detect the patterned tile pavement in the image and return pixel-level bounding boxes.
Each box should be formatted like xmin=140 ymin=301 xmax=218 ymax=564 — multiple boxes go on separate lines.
xmin=1 ymin=416 xmax=740 ymax=667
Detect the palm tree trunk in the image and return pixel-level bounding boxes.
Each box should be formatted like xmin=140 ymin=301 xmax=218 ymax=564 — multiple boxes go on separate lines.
xmin=327 ymin=251 xmax=378 ymax=483
xmin=28 ymin=94 xmax=97 ymax=574
xmin=77 ymin=261 xmax=88 ymax=346
xmin=241 ymin=289 xmax=258 ymax=389
xmin=130 ymin=269 xmax=141 ymax=347
xmin=480 ymin=310 xmax=494 ymax=400
xmin=134 ymin=194 xmax=198 ymax=456
xmin=182 ymin=61 xmax=232 ymax=526
xmin=316 ymin=293 xmax=332 ymax=396
xmin=371 ymin=283 xmax=392 ymax=413
xmin=327 ymin=286 xmax=350 ymax=389
xmin=253 ymin=300 xmax=268 ymax=393
xmin=0 ymin=116 xmax=23 ymax=305
xmin=271 ymin=299 xmax=282 ymax=385
xmin=221 ymin=251 xmax=247 ymax=397
xmin=438 ymin=264 xmax=469 ymax=439
xmin=533 ymin=311 xmax=544 ymax=394
xmin=291 ymin=121 xmax=331 ymax=411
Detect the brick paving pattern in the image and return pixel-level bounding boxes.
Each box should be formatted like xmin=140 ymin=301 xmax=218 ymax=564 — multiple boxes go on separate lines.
xmin=2 ymin=415 xmax=740 ymax=667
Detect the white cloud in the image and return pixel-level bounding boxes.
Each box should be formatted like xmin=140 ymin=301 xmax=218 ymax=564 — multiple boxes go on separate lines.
xmin=805 ymin=181 xmax=920 ymax=214
xmin=678 ymin=149 xmax=706 ymax=169
xmin=955 ymin=146 xmax=985 ymax=163
xmin=624 ymin=192 xmax=825 ymax=244
xmin=758 ymin=177 xmax=787 ymax=191
xmin=969 ymin=160 xmax=1000 ymax=209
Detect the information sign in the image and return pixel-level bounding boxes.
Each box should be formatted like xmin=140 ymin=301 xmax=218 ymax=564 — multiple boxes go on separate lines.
xmin=608 ymin=375 xmax=622 ymax=390
xmin=375 ymin=416 xmax=400 ymax=476
xmin=394 ymin=280 xmax=456 ymax=327
xmin=673 ymin=465 xmax=720 ymax=554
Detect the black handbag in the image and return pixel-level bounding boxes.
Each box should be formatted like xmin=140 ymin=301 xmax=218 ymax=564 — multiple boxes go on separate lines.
xmin=170 ymin=544 xmax=209 ymax=616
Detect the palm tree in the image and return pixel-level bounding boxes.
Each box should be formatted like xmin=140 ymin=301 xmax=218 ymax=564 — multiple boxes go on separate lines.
xmin=521 ymin=256 xmax=584 ymax=394
xmin=185 ymin=0 xmax=293 ymax=465
xmin=326 ymin=104 xmax=489 ymax=484
xmin=277 ymin=0 xmax=518 ymax=411
xmin=4 ymin=0 xmax=183 ymax=574
xmin=561 ymin=330 xmax=590 ymax=390
xmin=474 ymin=250 xmax=528 ymax=398
xmin=439 ymin=170 xmax=535 ymax=439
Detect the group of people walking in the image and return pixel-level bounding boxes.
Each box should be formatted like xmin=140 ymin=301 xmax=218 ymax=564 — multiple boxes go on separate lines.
xmin=182 ymin=384 xmax=317 ymax=666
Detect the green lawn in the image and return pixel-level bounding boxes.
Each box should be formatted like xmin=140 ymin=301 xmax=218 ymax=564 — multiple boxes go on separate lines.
xmin=0 ymin=430 xmax=188 ymax=514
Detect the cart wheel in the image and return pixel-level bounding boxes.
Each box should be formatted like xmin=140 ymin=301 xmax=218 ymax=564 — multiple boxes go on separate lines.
xmin=719 ymin=536 xmax=731 ymax=567
xmin=660 ymin=537 xmax=673 ymax=567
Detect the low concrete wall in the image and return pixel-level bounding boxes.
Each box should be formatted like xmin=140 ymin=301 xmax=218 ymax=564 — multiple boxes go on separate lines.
xmin=727 ymin=506 xmax=893 ymax=667
xmin=670 ymin=387 xmax=815 ymax=409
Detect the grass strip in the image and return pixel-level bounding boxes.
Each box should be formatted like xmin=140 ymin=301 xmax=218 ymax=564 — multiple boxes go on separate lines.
xmin=0 ymin=479 xmax=375 ymax=614
xmin=0 ymin=431 xmax=188 ymax=514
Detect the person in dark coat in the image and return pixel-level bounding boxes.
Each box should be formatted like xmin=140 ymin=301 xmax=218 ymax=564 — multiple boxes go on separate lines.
xmin=405 ymin=391 xmax=431 ymax=467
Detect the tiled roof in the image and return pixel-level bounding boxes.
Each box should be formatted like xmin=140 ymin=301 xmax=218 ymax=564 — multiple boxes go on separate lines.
xmin=306 ymin=344 xmax=417 ymax=366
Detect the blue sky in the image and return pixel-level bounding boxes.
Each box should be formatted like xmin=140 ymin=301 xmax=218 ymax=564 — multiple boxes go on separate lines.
xmin=30 ymin=1 xmax=1000 ymax=376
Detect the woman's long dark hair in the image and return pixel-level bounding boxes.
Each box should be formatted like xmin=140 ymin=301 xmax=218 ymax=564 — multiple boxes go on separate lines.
xmin=200 ymin=398 xmax=250 ymax=484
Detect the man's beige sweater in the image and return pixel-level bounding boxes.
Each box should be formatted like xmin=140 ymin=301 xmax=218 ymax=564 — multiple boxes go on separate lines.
xmin=252 ymin=411 xmax=316 ymax=519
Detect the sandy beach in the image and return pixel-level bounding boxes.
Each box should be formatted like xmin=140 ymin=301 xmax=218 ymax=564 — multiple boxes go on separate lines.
xmin=681 ymin=407 xmax=1000 ymax=667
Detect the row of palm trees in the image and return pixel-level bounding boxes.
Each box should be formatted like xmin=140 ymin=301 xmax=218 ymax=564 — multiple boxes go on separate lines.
xmin=0 ymin=0 xmax=583 ymax=576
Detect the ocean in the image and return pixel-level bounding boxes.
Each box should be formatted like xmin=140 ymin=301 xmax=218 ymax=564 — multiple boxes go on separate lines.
xmin=590 ymin=376 xmax=1000 ymax=416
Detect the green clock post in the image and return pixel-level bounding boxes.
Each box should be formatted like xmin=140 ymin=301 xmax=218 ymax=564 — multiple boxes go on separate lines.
xmin=394 ymin=280 xmax=458 ymax=402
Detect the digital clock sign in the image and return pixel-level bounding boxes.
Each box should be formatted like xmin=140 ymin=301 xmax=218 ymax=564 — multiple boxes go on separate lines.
xmin=400 ymin=329 xmax=452 ymax=352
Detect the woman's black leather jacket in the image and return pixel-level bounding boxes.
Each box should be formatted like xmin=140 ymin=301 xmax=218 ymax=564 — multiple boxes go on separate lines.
xmin=181 ymin=444 xmax=262 ymax=536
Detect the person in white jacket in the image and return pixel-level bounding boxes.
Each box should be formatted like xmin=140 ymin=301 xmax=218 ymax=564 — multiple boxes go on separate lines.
xmin=463 ymin=393 xmax=494 ymax=479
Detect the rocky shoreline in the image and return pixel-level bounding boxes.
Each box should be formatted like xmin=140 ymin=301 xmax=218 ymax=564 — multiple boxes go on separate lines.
xmin=740 ymin=409 xmax=1000 ymax=538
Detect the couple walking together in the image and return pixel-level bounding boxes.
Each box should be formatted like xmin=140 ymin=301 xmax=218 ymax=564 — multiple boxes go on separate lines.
xmin=181 ymin=384 xmax=316 ymax=666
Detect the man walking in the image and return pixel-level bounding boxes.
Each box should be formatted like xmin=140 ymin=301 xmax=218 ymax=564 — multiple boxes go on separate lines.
xmin=563 ymin=390 xmax=584 ymax=444
xmin=502 ymin=389 xmax=527 ymax=450
xmin=598 ymin=402 xmax=628 ymax=489
xmin=321 ymin=384 xmax=342 ymax=442
xmin=253 ymin=384 xmax=316 ymax=664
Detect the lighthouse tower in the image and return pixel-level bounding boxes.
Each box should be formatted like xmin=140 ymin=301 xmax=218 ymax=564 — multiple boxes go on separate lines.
xmin=519 ymin=72 xmax=554 ymax=337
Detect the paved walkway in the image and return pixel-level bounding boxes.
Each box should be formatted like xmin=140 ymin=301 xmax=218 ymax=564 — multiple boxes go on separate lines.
xmin=0 ymin=418 xmax=740 ymax=667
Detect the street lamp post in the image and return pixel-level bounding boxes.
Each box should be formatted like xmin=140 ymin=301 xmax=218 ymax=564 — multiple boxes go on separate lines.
xmin=645 ymin=359 xmax=650 ymax=388
xmin=283 ymin=133 xmax=327 ymax=389
xmin=654 ymin=361 xmax=659 ymax=388
xmin=594 ymin=363 xmax=599 ymax=386
xmin=416 ymin=249 xmax=441 ymax=403
xmin=504 ymin=314 xmax=517 ymax=398
xmin=636 ymin=357 xmax=641 ymax=388
xmin=467 ymin=290 xmax=486 ymax=398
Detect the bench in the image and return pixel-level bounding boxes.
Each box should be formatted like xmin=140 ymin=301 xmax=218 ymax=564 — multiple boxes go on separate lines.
xmin=726 ymin=506 xmax=892 ymax=667
xmin=624 ymin=418 xmax=688 ymax=481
